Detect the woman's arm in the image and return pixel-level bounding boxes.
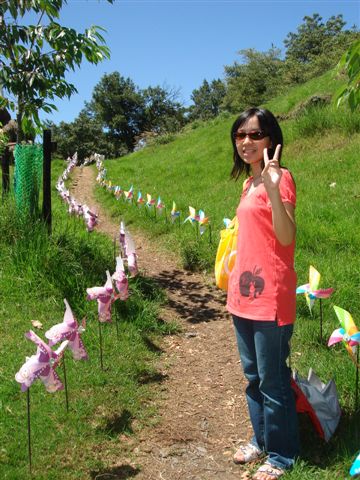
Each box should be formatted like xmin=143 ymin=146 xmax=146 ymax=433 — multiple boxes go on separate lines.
xmin=261 ymin=146 xmax=296 ymax=246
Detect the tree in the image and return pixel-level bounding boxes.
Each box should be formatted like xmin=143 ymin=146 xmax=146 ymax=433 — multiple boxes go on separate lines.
xmin=142 ymin=85 xmax=186 ymax=134
xmin=47 ymin=109 xmax=116 ymax=161
xmin=188 ymin=79 xmax=226 ymax=121
xmin=87 ymin=72 xmax=145 ymax=154
xmin=222 ymin=47 xmax=283 ymax=112
xmin=0 ymin=0 xmax=113 ymax=141
xmin=336 ymin=39 xmax=360 ymax=111
xmin=283 ymin=13 xmax=359 ymax=83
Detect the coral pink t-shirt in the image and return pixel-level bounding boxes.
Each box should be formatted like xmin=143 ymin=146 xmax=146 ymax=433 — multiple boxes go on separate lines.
xmin=226 ymin=169 xmax=297 ymax=326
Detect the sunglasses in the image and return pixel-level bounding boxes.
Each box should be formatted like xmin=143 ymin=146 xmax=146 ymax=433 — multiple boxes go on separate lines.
xmin=234 ymin=130 xmax=268 ymax=141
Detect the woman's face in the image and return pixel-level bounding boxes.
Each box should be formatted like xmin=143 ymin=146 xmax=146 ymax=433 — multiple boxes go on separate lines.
xmin=235 ymin=116 xmax=271 ymax=168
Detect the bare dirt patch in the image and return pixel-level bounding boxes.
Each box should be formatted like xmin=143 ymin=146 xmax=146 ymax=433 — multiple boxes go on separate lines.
xmin=71 ymin=167 xmax=252 ymax=480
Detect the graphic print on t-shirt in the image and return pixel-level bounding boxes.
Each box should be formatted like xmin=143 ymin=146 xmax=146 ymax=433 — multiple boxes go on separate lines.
xmin=239 ymin=266 xmax=265 ymax=299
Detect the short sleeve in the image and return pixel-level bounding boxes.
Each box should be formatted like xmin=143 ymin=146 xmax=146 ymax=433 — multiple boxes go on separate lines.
xmin=279 ymin=169 xmax=296 ymax=207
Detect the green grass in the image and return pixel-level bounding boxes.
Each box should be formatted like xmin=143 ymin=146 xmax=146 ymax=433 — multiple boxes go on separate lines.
xmin=94 ymin=71 xmax=360 ymax=478
xmin=0 ymin=160 xmax=177 ymax=479
xmin=265 ymin=68 xmax=345 ymax=115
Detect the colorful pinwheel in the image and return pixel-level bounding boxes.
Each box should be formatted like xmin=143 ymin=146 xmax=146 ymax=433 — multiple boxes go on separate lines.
xmin=296 ymin=265 xmax=334 ymax=312
xmin=45 ymin=299 xmax=88 ymax=361
xmin=328 ymin=306 xmax=360 ymax=365
xmin=223 ymin=218 xmax=232 ymax=228
xmin=146 ymin=193 xmax=156 ymax=208
xmin=87 ymin=271 xmax=117 ymax=323
xmin=350 ymin=452 xmax=360 ymax=477
xmin=156 ymin=196 xmax=165 ymax=215
xmin=183 ymin=206 xmax=197 ymax=224
xmin=112 ymin=256 xmax=129 ymax=300
xmin=137 ymin=191 xmax=145 ymax=206
xmin=170 ymin=201 xmax=180 ymax=223
xmin=114 ymin=186 xmax=123 ymax=199
xmin=124 ymin=185 xmax=134 ymax=201
xmin=15 ymin=331 xmax=68 ymax=393
xmin=328 ymin=306 xmax=360 ymax=411
xmin=296 ymin=265 xmax=334 ymax=342
xmin=198 ymin=209 xmax=209 ymax=235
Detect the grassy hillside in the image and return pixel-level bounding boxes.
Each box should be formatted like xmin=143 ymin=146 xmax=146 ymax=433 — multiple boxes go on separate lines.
xmin=96 ymin=70 xmax=360 ymax=478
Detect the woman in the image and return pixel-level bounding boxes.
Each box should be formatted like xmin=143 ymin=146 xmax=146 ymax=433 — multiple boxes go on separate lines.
xmin=226 ymin=108 xmax=299 ymax=480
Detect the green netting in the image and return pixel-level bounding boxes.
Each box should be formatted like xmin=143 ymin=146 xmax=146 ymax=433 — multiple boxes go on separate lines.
xmin=14 ymin=144 xmax=43 ymax=215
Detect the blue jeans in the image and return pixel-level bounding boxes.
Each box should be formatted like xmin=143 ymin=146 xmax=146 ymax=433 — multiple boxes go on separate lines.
xmin=233 ymin=315 xmax=299 ymax=470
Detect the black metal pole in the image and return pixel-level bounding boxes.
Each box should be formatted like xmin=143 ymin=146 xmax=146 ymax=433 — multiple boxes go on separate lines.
xmin=62 ymin=356 xmax=69 ymax=413
xmin=356 ymin=347 xmax=359 ymax=412
xmin=319 ymin=298 xmax=323 ymax=343
xmin=1 ymin=146 xmax=10 ymax=199
xmin=27 ymin=389 xmax=32 ymax=476
xmin=42 ymin=130 xmax=52 ymax=233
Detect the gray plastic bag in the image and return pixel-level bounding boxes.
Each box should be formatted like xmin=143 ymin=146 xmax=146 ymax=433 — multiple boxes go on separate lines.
xmin=292 ymin=368 xmax=341 ymax=442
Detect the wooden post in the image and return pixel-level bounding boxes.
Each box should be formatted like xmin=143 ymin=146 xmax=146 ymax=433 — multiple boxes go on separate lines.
xmin=1 ymin=146 xmax=10 ymax=199
xmin=42 ymin=130 xmax=52 ymax=233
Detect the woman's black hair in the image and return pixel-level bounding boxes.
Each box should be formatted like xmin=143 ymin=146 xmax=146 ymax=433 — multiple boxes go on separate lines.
xmin=230 ymin=107 xmax=283 ymax=180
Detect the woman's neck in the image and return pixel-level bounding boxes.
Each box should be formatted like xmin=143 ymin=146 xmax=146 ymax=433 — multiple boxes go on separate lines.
xmin=251 ymin=163 xmax=262 ymax=180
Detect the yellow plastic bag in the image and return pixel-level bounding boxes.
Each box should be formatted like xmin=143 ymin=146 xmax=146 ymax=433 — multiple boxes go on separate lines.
xmin=215 ymin=216 xmax=239 ymax=290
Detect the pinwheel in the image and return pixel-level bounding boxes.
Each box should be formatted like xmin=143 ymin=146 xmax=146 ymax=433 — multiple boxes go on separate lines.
xmin=124 ymin=185 xmax=134 ymax=201
xmin=87 ymin=271 xmax=120 ymax=369
xmin=15 ymin=331 xmax=68 ymax=393
xmin=83 ymin=206 xmax=98 ymax=232
xmin=15 ymin=332 xmax=69 ymax=474
xmin=156 ymin=196 xmax=165 ymax=215
xmin=86 ymin=270 xmax=116 ymax=323
xmin=137 ymin=191 xmax=145 ymax=206
xmin=296 ymin=265 xmax=334 ymax=312
xmin=170 ymin=201 xmax=180 ymax=223
xmin=124 ymin=232 xmax=138 ymax=277
xmin=45 ymin=299 xmax=88 ymax=361
xmin=198 ymin=209 xmax=209 ymax=236
xmin=183 ymin=206 xmax=198 ymax=224
xmin=146 ymin=193 xmax=156 ymax=208
xmin=328 ymin=306 xmax=360 ymax=363
xmin=112 ymin=256 xmax=129 ymax=300
xmin=114 ymin=186 xmax=123 ymax=199
xmin=328 ymin=306 xmax=360 ymax=410
xmin=119 ymin=221 xmax=126 ymax=251
xmin=68 ymin=197 xmax=77 ymax=215
xmin=74 ymin=203 xmax=84 ymax=217
xmin=350 ymin=452 xmax=360 ymax=477
xmin=223 ymin=218 xmax=232 ymax=228
xmin=296 ymin=265 xmax=334 ymax=342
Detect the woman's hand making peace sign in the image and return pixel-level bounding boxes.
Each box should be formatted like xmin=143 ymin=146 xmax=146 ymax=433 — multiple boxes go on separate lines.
xmin=261 ymin=144 xmax=282 ymax=193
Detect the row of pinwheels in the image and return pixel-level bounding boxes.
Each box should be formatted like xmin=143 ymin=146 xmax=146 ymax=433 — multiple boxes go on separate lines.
xmin=15 ymin=156 xmax=139 ymax=473
xmin=56 ymin=152 xmax=99 ymax=232
xmin=15 ymin=219 xmax=138 ymax=392
xmin=95 ymin=155 xmax=211 ymax=237
xmin=296 ymin=265 xmax=360 ymax=368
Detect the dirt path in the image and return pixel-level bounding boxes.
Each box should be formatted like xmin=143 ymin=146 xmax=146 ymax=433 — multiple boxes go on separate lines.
xmin=71 ymin=167 xmax=251 ymax=480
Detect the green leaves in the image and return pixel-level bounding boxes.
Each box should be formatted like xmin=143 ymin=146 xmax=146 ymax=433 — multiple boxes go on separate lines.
xmin=0 ymin=0 xmax=112 ymax=140
xmin=336 ymin=40 xmax=360 ymax=111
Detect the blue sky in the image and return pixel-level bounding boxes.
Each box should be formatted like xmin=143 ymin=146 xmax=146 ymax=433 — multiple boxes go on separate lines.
xmin=44 ymin=0 xmax=359 ymax=124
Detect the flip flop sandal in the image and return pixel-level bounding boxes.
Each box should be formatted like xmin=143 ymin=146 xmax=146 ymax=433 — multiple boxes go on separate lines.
xmin=252 ymin=460 xmax=285 ymax=479
xmin=233 ymin=443 xmax=264 ymax=464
